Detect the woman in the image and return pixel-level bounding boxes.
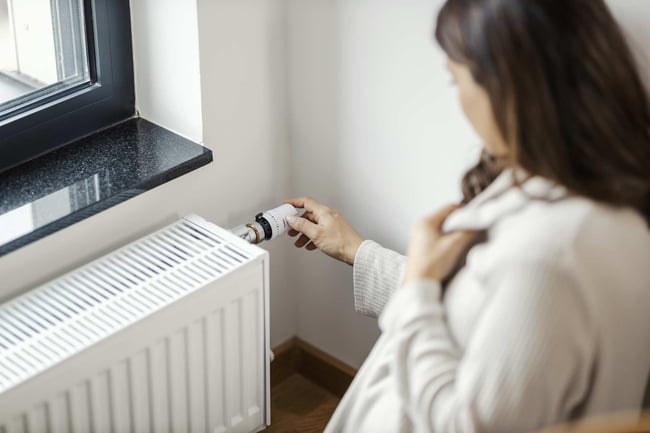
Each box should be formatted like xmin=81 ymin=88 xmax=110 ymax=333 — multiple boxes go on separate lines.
xmin=285 ymin=0 xmax=650 ymax=432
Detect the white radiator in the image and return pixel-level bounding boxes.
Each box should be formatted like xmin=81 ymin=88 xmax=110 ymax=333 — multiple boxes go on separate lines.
xmin=0 ymin=215 xmax=270 ymax=433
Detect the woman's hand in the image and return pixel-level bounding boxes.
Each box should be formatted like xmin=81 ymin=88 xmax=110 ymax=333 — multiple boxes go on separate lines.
xmin=403 ymin=205 xmax=479 ymax=285
xmin=284 ymin=197 xmax=364 ymax=266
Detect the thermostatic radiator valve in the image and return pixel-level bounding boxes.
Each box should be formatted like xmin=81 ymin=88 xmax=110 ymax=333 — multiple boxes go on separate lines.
xmin=230 ymin=204 xmax=299 ymax=244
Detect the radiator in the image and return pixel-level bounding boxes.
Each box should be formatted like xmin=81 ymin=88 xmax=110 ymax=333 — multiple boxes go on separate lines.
xmin=0 ymin=215 xmax=270 ymax=433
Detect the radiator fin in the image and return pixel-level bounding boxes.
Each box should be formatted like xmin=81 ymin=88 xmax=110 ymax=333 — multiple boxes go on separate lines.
xmin=0 ymin=216 xmax=268 ymax=433
xmin=0 ymin=219 xmax=250 ymax=395
xmin=206 ymin=309 xmax=227 ymax=432
xmin=2 ymin=302 xmax=261 ymax=432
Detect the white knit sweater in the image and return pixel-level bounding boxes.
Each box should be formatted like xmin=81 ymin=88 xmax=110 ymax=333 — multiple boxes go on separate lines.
xmin=323 ymin=170 xmax=650 ymax=433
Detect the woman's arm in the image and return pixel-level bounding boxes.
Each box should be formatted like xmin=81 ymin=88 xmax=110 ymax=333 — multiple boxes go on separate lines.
xmin=284 ymin=197 xmax=409 ymax=317
xmin=352 ymin=240 xmax=406 ymax=317
xmin=382 ymin=205 xmax=597 ymax=433
xmin=381 ymin=208 xmax=596 ymax=433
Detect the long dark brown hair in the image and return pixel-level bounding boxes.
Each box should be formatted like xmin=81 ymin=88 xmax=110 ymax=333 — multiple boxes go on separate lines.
xmin=436 ymin=0 xmax=650 ymax=224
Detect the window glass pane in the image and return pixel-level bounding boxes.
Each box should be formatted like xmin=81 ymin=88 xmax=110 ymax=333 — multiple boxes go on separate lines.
xmin=0 ymin=0 xmax=89 ymax=114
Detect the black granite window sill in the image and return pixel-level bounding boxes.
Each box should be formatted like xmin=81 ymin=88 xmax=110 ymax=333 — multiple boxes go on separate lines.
xmin=0 ymin=118 xmax=213 ymax=257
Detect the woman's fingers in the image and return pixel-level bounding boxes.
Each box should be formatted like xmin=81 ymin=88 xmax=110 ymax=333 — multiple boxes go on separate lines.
xmin=286 ymin=215 xmax=319 ymax=240
xmin=450 ymin=230 xmax=479 ymax=244
xmin=289 ymin=211 xmax=317 ymax=237
xmin=429 ymin=204 xmax=462 ymax=231
xmin=294 ymin=234 xmax=311 ymax=248
xmin=283 ymin=197 xmax=364 ymax=265
xmin=284 ymin=197 xmax=327 ymax=221
xmin=301 ymin=211 xmax=316 ymax=222
xmin=291 ymin=229 xmax=322 ymax=251
xmin=442 ymin=230 xmax=480 ymax=255
xmin=403 ymin=204 xmax=476 ymax=284
xmin=284 ymin=197 xmax=305 ymax=208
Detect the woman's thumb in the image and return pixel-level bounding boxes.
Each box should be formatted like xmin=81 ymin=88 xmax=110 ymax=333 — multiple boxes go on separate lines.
xmin=286 ymin=215 xmax=318 ymax=239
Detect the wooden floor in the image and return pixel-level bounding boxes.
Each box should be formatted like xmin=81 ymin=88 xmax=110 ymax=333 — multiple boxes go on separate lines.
xmin=265 ymin=374 xmax=341 ymax=433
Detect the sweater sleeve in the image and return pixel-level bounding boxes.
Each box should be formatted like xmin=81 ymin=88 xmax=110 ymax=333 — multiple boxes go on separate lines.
xmin=352 ymin=240 xmax=406 ymax=318
xmin=378 ymin=262 xmax=595 ymax=433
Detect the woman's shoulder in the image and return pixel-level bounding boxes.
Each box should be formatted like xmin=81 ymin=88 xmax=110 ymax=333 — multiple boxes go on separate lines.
xmin=492 ymin=195 xmax=650 ymax=270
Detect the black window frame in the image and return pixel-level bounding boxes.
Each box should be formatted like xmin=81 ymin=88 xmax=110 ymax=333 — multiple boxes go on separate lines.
xmin=0 ymin=0 xmax=135 ymax=173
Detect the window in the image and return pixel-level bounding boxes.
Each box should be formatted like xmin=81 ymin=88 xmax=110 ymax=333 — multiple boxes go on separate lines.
xmin=0 ymin=0 xmax=134 ymax=173
xmin=0 ymin=0 xmax=90 ymax=114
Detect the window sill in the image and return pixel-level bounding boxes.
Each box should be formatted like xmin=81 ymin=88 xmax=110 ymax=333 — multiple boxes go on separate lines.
xmin=0 ymin=117 xmax=213 ymax=257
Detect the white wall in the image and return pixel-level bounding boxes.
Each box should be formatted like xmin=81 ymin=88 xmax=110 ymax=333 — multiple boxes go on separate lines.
xmin=131 ymin=0 xmax=297 ymax=348
xmin=606 ymin=0 xmax=650 ymax=86
xmin=0 ymin=0 xmax=297 ymax=348
xmin=131 ymin=0 xmax=203 ymax=142
xmin=285 ymin=0 xmax=650 ymax=369
xmin=287 ymin=0 xmax=479 ymax=368
xmin=195 ymin=0 xmax=296 ymax=346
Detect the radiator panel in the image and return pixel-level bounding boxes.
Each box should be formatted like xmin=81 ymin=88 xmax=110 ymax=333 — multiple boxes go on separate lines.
xmin=0 ymin=216 xmax=270 ymax=433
